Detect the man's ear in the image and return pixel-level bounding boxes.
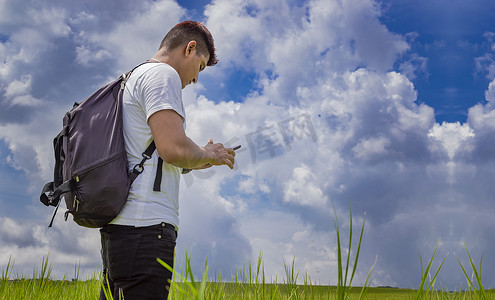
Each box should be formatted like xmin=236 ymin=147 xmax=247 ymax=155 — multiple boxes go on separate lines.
xmin=185 ymin=41 xmax=197 ymax=57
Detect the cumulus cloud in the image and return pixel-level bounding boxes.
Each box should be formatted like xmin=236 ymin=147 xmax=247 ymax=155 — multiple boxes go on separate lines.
xmin=284 ymin=164 xmax=328 ymax=207
xmin=71 ymin=0 xmax=185 ymax=71
xmin=398 ymin=53 xmax=429 ymax=80
xmin=0 ymin=0 xmax=186 ymax=186
xmin=3 ymin=75 xmax=44 ymax=107
xmin=465 ymin=79 xmax=495 ymax=163
xmin=428 ymin=122 xmax=475 ymax=159
xmin=177 ymin=52 xmax=439 ymax=288
xmin=0 ymin=216 xmax=101 ymax=279
xmin=474 ymin=32 xmax=495 ymax=80
xmin=0 ymin=2 xmax=71 ymax=71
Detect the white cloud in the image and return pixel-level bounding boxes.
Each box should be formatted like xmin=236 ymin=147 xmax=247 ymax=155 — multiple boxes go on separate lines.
xmin=4 ymin=76 xmax=31 ymax=98
xmin=352 ymin=135 xmax=391 ymax=160
xmin=238 ymin=209 xmax=340 ymax=284
xmin=73 ymin=0 xmax=185 ymax=71
xmin=204 ymin=0 xmax=267 ymax=70
xmin=284 ymin=164 xmax=327 ymax=207
xmin=176 ymin=64 xmax=440 ymax=287
xmin=0 ymin=103 xmax=65 ymax=190
xmin=485 ymin=79 xmax=495 ymax=103
xmin=398 ymin=53 xmax=429 ymax=80
xmin=70 ymin=11 xmax=96 ymax=24
xmin=474 ymin=53 xmax=495 ymax=80
xmin=75 ymin=45 xmax=112 ymax=66
xmin=3 ymin=75 xmax=44 ymax=107
xmin=164 ymin=0 xmax=449 ymax=287
xmin=0 ymin=4 xmax=71 ymax=66
xmin=27 ymin=6 xmax=71 ymax=38
xmin=204 ymin=0 xmax=409 ymax=98
xmin=474 ymin=33 xmax=495 ymax=80
xmin=428 ymin=122 xmax=475 ymax=159
xmin=468 ymin=79 xmax=495 ymax=133
xmin=0 ymin=216 xmax=101 ymax=279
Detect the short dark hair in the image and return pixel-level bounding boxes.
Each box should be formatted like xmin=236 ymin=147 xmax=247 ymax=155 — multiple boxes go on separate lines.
xmin=160 ymin=20 xmax=218 ymax=66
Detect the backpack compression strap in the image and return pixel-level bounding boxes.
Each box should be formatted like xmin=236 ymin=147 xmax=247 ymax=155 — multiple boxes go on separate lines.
xmin=40 ymin=125 xmax=71 ymax=207
xmin=40 ymin=180 xmax=73 ymax=207
xmin=128 ymin=141 xmax=164 ymax=192
xmin=129 ymin=141 xmax=156 ymax=183
xmin=41 ymin=179 xmax=73 ymax=228
xmin=153 ymin=158 xmax=163 ymax=191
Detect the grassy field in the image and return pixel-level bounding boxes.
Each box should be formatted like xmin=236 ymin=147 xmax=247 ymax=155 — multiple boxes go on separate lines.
xmin=1 ymin=275 xmax=494 ymax=300
xmin=1 ymin=207 xmax=492 ymax=299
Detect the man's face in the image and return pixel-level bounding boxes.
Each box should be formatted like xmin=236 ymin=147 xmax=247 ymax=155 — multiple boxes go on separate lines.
xmin=180 ymin=49 xmax=209 ymax=89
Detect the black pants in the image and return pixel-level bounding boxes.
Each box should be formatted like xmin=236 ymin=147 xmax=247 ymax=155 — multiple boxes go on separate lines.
xmin=99 ymin=222 xmax=177 ymax=300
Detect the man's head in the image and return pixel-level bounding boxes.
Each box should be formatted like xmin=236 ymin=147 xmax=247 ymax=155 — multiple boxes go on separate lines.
xmin=157 ymin=21 xmax=218 ymax=89
xmin=159 ymin=21 xmax=218 ymax=67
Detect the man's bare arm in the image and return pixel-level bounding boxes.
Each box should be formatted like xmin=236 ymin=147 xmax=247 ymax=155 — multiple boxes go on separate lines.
xmin=148 ymin=109 xmax=235 ymax=169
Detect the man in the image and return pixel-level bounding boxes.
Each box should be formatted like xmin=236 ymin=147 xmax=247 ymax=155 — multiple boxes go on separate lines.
xmin=99 ymin=21 xmax=235 ymax=300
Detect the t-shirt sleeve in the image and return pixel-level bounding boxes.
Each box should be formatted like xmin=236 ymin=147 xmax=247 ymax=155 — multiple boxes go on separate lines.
xmin=138 ymin=64 xmax=185 ymax=123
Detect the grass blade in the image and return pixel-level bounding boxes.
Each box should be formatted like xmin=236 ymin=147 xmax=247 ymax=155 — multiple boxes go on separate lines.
xmin=349 ymin=210 xmax=366 ymax=286
xmin=461 ymin=243 xmax=487 ymax=300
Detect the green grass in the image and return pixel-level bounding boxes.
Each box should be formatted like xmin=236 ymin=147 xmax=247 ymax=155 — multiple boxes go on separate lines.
xmin=0 ymin=255 xmax=102 ymax=300
xmin=1 ymin=206 xmax=494 ymax=299
xmin=2 ymin=267 xmax=494 ymax=300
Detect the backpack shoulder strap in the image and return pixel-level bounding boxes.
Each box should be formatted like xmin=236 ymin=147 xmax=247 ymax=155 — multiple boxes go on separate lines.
xmin=124 ymin=60 xmax=165 ymax=192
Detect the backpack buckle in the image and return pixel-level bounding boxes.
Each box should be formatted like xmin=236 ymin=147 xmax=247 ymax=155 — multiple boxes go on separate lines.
xmin=133 ymin=163 xmax=145 ymax=175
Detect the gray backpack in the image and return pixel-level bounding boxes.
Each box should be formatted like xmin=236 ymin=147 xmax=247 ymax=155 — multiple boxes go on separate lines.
xmin=40 ymin=62 xmax=164 ymax=228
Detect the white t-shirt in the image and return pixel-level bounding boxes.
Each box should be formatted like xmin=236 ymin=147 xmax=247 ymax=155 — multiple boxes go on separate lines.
xmin=109 ymin=63 xmax=184 ymax=228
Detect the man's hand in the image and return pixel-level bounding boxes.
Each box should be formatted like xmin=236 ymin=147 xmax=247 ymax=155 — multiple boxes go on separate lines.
xmin=204 ymin=139 xmax=236 ymax=169
xmin=190 ymin=140 xmax=213 ymax=170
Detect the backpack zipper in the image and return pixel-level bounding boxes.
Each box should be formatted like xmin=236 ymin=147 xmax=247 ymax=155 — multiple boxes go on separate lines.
xmin=72 ymin=195 xmax=80 ymax=212
xmin=73 ymin=176 xmax=81 ymax=212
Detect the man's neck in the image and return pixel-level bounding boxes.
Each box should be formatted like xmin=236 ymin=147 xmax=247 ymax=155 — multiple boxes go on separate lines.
xmin=151 ymin=49 xmax=185 ymax=79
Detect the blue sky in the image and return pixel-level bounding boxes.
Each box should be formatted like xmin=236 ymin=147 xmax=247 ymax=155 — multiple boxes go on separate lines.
xmin=2 ymin=0 xmax=495 ymax=290
xmin=381 ymin=0 xmax=495 ymax=123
